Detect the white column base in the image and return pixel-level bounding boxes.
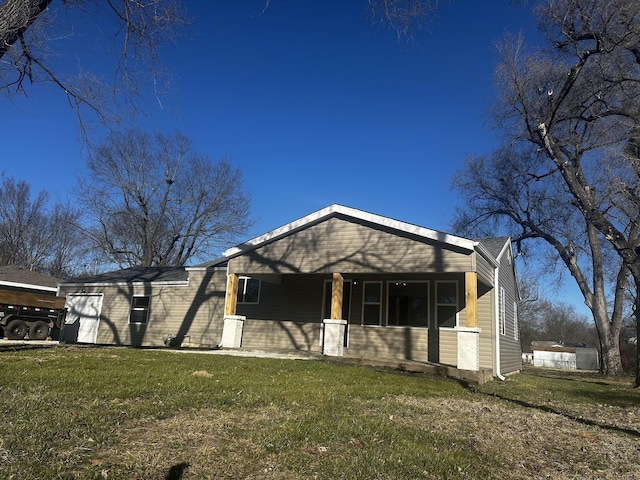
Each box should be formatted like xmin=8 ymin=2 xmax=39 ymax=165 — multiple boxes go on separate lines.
xmin=322 ymin=319 xmax=347 ymax=356
xmin=221 ymin=315 xmax=245 ymax=348
xmin=457 ymin=327 xmax=481 ymax=371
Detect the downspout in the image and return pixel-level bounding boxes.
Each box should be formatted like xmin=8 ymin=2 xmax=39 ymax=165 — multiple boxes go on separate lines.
xmin=494 ymin=263 xmax=505 ymax=381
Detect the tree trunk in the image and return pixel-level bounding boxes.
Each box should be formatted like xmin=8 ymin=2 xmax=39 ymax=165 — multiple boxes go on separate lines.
xmin=634 ymin=277 xmax=640 ymax=388
xmin=0 ymin=0 xmax=52 ymax=59
xmin=592 ymin=307 xmax=623 ymax=375
xmin=635 ymin=313 xmax=640 ymax=388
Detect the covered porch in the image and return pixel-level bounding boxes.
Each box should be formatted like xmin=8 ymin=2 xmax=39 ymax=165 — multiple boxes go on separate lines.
xmin=219 ymin=269 xmax=491 ymax=372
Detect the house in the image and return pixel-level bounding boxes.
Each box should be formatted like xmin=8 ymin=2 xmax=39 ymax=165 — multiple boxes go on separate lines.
xmin=57 ymin=205 xmax=522 ymax=378
xmin=0 ymin=265 xmax=61 ymax=296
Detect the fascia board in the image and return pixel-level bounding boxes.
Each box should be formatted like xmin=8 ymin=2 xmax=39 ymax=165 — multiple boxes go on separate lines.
xmin=474 ymin=242 xmax=501 ymax=268
xmin=0 ymin=281 xmax=57 ymax=292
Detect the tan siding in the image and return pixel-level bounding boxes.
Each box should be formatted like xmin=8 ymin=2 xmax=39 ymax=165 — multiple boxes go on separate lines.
xmin=477 ymin=286 xmax=494 ymax=370
xmin=229 ymin=217 xmax=474 ymax=275
xmin=241 ymin=318 xmax=322 ymax=352
xmin=475 ymin=254 xmax=495 ymax=286
xmin=498 ymin=250 xmax=522 ymax=373
xmin=346 ymin=326 xmax=428 ymax=362
xmin=58 ymin=269 xmax=227 ymax=347
xmin=439 ymin=329 xmax=458 ymax=366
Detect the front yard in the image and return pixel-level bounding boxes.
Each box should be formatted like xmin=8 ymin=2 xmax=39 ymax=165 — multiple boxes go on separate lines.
xmin=0 ymin=344 xmax=638 ymax=479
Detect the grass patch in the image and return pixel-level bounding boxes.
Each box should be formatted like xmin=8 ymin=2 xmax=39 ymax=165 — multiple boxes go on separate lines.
xmin=0 ymin=346 xmax=638 ymax=479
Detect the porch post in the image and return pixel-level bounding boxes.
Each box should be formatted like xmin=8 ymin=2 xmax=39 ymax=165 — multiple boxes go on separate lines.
xmin=224 ymin=273 xmax=239 ymax=316
xmin=222 ymin=273 xmax=245 ymax=348
xmin=330 ymin=273 xmax=344 ymax=319
xmin=458 ymin=271 xmax=481 ymax=371
xmin=465 ymin=272 xmax=478 ymax=328
xmin=323 ymin=272 xmax=347 ymax=356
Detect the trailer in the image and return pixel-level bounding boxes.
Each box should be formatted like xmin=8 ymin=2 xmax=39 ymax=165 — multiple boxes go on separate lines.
xmin=0 ymin=289 xmax=66 ymax=340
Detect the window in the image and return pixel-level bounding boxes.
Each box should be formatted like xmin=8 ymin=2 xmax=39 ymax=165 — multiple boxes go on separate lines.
xmin=129 ymin=296 xmax=150 ymax=324
xmin=514 ymin=301 xmax=519 ymax=340
xmin=499 ymin=287 xmax=506 ymax=335
xmin=387 ymin=282 xmax=428 ymax=327
xmin=436 ymin=281 xmax=458 ymax=328
xmin=362 ymin=282 xmax=382 ymax=326
xmin=237 ymin=277 xmax=260 ymax=304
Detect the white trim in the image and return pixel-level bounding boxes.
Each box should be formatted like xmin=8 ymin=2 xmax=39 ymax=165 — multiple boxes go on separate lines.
xmin=224 ymin=204 xmax=476 ymax=257
xmin=128 ymin=295 xmax=151 ymax=324
xmin=455 ymin=326 xmax=482 ymax=333
xmin=494 ymin=264 xmax=505 ymax=380
xmin=0 ymin=280 xmax=57 ymax=292
xmin=237 ymin=276 xmax=261 ymax=304
xmin=514 ymin=301 xmax=519 ymax=341
xmin=499 ymin=287 xmax=506 ymax=336
xmin=473 ymin=242 xmax=500 ymax=269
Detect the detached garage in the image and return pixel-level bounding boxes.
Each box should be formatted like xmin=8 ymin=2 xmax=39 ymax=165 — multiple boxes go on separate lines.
xmin=532 ymin=344 xmax=599 ymax=371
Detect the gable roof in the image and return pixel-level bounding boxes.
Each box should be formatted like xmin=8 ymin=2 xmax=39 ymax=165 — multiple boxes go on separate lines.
xmin=477 ymin=237 xmax=511 ymax=259
xmin=224 ymin=204 xmax=479 ymax=258
xmin=0 ymin=265 xmax=61 ymax=292
xmin=61 ymin=266 xmax=188 ymax=286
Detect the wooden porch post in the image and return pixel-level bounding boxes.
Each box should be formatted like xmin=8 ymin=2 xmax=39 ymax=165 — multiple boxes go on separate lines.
xmin=331 ymin=273 xmax=344 ymax=320
xmin=465 ymin=272 xmax=478 ymax=328
xmin=224 ymin=273 xmax=239 ymax=316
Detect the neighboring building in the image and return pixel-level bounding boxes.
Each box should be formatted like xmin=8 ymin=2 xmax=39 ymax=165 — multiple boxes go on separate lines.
xmin=531 ymin=342 xmax=599 ymax=371
xmin=58 ymin=205 xmax=522 ymax=378
xmin=0 ymin=265 xmax=60 ymax=296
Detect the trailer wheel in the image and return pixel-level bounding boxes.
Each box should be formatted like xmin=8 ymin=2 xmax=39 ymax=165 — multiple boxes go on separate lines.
xmin=29 ymin=321 xmax=50 ymax=340
xmin=6 ymin=320 xmax=28 ymax=340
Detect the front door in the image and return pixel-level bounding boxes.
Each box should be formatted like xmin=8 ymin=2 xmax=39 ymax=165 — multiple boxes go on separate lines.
xmin=63 ymin=294 xmax=104 ymax=344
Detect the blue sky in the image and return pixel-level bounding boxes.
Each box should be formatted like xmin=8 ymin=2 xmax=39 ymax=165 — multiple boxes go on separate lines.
xmin=5 ymin=0 xmax=586 ymax=308
xmin=4 ymin=0 xmax=537 ymax=237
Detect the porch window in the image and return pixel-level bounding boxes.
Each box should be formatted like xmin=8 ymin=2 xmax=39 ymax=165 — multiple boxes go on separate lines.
xmin=387 ymin=281 xmax=428 ymax=327
xmin=362 ymin=282 xmax=382 ymax=326
xmin=129 ymin=296 xmax=150 ymax=324
xmin=436 ymin=281 xmax=458 ymax=328
xmin=237 ymin=277 xmax=260 ymax=304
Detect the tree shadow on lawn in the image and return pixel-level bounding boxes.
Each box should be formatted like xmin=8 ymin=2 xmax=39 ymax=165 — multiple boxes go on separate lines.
xmin=484 ymin=391 xmax=640 ymax=439
xmin=0 ymin=342 xmax=61 ymax=353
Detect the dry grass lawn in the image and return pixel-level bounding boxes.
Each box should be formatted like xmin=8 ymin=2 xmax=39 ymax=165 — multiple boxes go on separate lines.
xmin=0 ymin=345 xmax=638 ymax=479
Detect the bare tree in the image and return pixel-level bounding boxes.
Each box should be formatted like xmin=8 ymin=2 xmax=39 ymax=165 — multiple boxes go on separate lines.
xmin=78 ymin=129 xmax=252 ymax=268
xmin=367 ymin=0 xmax=440 ymax=37
xmin=452 ymin=146 xmax=629 ymax=374
xmin=520 ymin=298 xmax=597 ymax=351
xmin=469 ymin=0 xmax=640 ymax=384
xmin=0 ymin=175 xmax=84 ymax=277
xmin=0 ymin=0 xmax=188 ymax=131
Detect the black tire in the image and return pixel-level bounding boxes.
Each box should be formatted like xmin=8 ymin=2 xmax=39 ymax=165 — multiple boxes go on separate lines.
xmin=6 ymin=319 xmax=28 ymax=340
xmin=29 ymin=321 xmax=50 ymax=340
